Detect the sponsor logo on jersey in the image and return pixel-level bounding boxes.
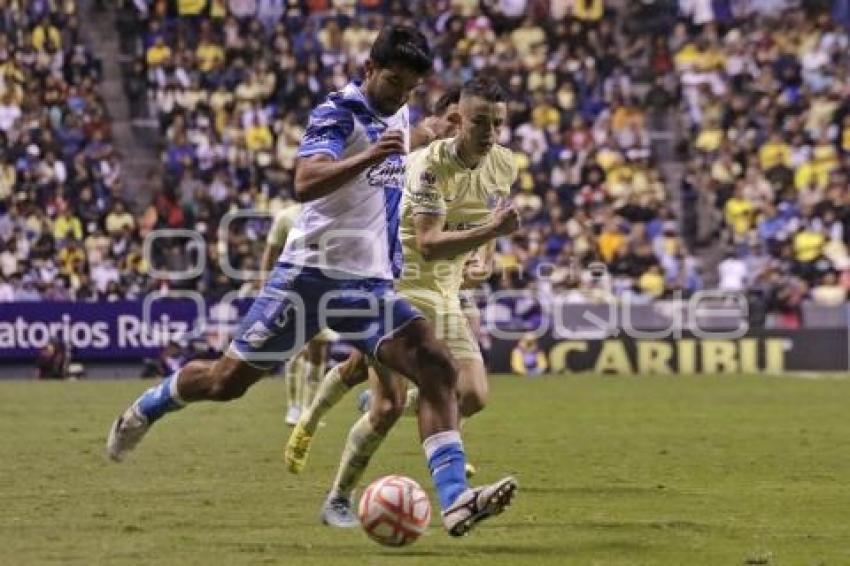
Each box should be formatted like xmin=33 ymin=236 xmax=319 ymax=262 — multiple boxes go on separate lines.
xmin=307 ymin=116 xmax=339 ymax=129
xmin=444 ymin=220 xmax=485 ymax=231
xmin=410 ymin=190 xmax=440 ymax=203
xmin=366 ymin=157 xmax=405 ymax=188
xmin=302 ymin=131 xmax=332 ymax=147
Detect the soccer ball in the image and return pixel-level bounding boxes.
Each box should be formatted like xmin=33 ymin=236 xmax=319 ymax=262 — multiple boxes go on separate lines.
xmin=358 ymin=475 xmax=432 ymax=547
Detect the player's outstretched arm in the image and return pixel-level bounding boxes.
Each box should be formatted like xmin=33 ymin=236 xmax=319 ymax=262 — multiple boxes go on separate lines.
xmin=414 ymin=201 xmax=520 ymax=261
xmin=294 ymin=130 xmax=405 ymax=202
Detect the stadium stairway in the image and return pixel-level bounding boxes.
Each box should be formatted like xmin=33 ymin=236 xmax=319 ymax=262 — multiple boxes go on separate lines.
xmin=78 ymin=0 xmax=160 ymax=214
xmin=654 ymin=103 xmax=723 ymax=290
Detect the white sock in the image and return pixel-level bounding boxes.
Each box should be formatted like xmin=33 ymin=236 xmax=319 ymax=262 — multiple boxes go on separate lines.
xmin=402 ymin=387 xmax=419 ymax=417
xmin=285 ymin=357 xmax=302 ymax=409
xmin=330 ymin=414 xmax=385 ymax=499
xmin=303 ymin=365 xmax=349 ymax=433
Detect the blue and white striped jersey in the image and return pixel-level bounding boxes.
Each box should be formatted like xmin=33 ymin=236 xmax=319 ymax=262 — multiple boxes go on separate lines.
xmin=280 ymin=82 xmax=410 ymax=280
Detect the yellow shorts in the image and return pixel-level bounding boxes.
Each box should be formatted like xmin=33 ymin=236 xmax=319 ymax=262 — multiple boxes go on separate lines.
xmin=401 ymin=291 xmax=481 ymax=362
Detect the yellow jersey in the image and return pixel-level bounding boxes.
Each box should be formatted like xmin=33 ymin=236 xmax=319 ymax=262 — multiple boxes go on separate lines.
xmin=178 ymin=0 xmax=206 ymax=14
xmin=196 ymin=43 xmax=224 ymax=72
xmin=724 ymin=197 xmax=754 ymax=236
xmin=758 ymin=141 xmax=791 ymax=170
xmin=32 ymin=25 xmax=61 ymax=51
xmin=267 ymin=202 xmax=302 ymax=247
xmin=573 ymin=0 xmax=604 ymax=22
xmin=245 ymin=124 xmax=273 ymax=151
xmin=794 ymin=230 xmax=825 ymax=263
xmin=146 ymin=44 xmax=172 ymax=67
xmin=639 ymin=270 xmax=665 ymax=298
xmin=398 ymin=138 xmax=517 ymax=306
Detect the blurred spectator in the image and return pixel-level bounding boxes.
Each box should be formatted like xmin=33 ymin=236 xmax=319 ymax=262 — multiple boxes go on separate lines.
xmin=638 ymin=264 xmax=666 ymax=299
xmin=0 ymin=274 xmax=13 ymax=301
xmin=36 ymin=338 xmax=69 ymax=379
xmin=718 ymin=251 xmax=748 ymax=292
xmin=811 ymin=270 xmax=847 ymax=306
xmin=510 ymin=332 xmax=548 ymax=376
xmin=141 ymin=340 xmax=187 ymax=379
xmin=104 ymin=200 xmax=135 ymax=236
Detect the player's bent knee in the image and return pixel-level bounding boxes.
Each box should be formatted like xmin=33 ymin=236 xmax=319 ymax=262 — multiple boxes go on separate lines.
xmin=370 ymin=394 xmax=404 ymax=432
xmin=458 ymin=369 xmax=488 ymax=416
xmin=459 ymin=387 xmax=487 ymax=417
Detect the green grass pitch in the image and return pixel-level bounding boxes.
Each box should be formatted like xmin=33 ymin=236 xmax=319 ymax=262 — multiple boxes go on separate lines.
xmin=3 ymin=374 xmax=850 ymax=565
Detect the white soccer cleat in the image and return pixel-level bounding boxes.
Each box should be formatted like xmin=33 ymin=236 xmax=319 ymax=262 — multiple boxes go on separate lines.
xmin=442 ymin=476 xmax=518 ymax=537
xmin=320 ymin=493 xmax=359 ymax=528
xmin=106 ymin=404 xmax=150 ymax=462
xmin=285 ymin=405 xmax=301 ymax=426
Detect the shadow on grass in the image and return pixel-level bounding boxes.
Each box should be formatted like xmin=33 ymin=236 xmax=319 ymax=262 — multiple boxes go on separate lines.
xmin=219 ymin=539 xmax=649 ymax=559
xmin=497 ymin=518 xmax=712 ymax=533
xmin=520 ymin=485 xmax=675 ymax=497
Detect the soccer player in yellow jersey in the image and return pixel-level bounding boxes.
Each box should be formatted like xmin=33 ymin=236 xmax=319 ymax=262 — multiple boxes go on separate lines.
xmin=261 ymin=203 xmax=338 ymax=426
xmin=285 ymin=77 xmax=521 ymax=527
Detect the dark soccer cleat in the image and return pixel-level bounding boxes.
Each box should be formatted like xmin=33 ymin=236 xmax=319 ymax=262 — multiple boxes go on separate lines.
xmin=442 ymin=476 xmax=517 ymax=537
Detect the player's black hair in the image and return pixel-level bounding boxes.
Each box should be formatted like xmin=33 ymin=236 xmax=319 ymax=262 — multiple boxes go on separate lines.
xmin=369 ymin=25 xmax=433 ymax=75
xmin=460 ymin=76 xmax=506 ymax=103
xmin=433 ymin=87 xmax=461 ymax=116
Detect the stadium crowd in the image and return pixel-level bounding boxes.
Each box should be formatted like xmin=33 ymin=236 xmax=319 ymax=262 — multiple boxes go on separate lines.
xmin=2 ymin=0 xmax=849 ymax=331
xmin=0 ymin=0 xmax=141 ymax=303
xmin=112 ymin=0 xmax=691 ymax=316
xmin=677 ymin=0 xmax=850 ymax=326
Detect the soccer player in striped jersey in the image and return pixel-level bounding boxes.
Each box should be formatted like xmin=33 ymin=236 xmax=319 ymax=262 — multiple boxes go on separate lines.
xmin=285 ymin=77 xmax=520 ymax=529
xmin=106 ymin=27 xmax=515 ymax=538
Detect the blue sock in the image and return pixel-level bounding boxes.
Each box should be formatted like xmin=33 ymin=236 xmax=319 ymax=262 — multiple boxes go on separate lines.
xmin=424 ymin=430 xmax=469 ymax=510
xmin=136 ymin=373 xmax=186 ymax=423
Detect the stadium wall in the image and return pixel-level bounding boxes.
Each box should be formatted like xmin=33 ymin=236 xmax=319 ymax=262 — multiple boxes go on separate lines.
xmin=0 ymin=301 xmax=847 ymax=376
xmin=486 ymin=331 xmax=850 ymax=375
xmin=0 ymin=300 xmax=207 ymax=361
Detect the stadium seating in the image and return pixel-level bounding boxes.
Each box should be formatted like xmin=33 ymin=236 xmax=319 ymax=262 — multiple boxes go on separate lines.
xmin=678 ymin=1 xmax=850 ymax=326
xmin=3 ymin=0 xmax=848 ymax=329
xmin=116 ymin=1 xmax=685 ymax=309
xmin=0 ymin=0 xmax=116 ymax=302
